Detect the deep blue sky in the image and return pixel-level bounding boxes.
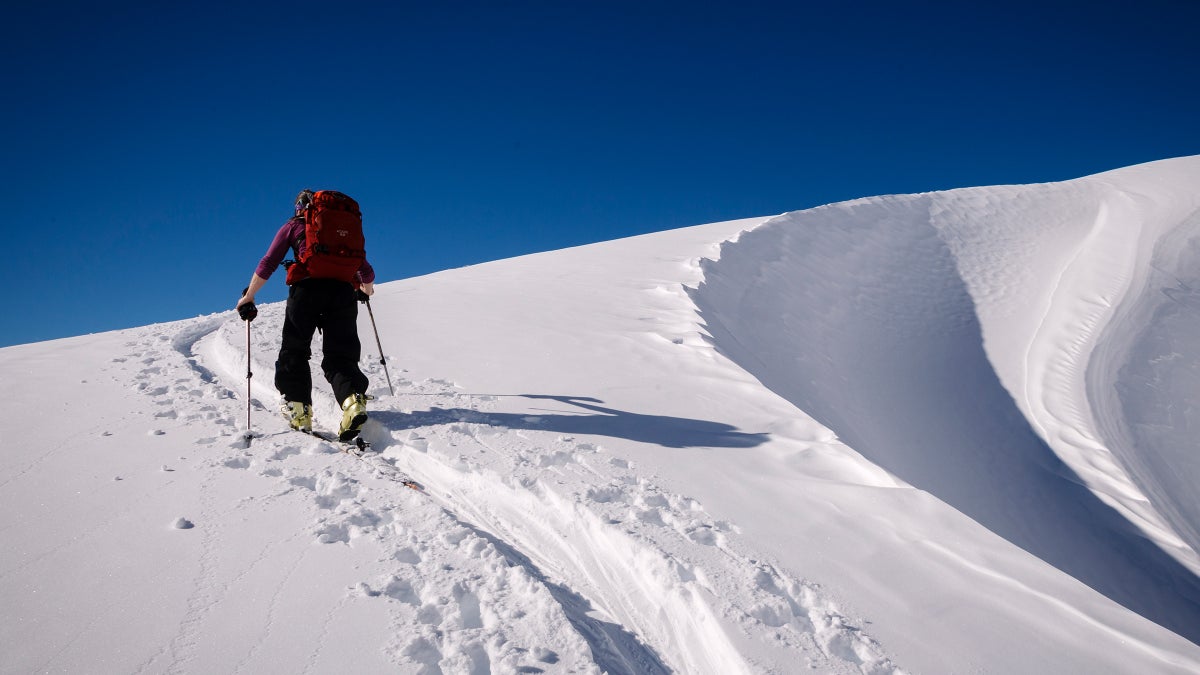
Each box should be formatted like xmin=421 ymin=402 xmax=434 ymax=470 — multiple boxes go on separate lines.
xmin=2 ymin=1 xmax=1197 ymax=347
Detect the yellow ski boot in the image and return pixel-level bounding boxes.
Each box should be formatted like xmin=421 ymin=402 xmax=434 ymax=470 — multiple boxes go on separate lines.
xmin=282 ymin=400 xmax=313 ymax=433
xmin=338 ymin=394 xmax=369 ymax=441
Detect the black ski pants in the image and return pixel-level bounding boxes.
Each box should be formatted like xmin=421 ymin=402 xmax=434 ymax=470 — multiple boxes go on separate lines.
xmin=275 ymin=278 xmax=369 ymax=406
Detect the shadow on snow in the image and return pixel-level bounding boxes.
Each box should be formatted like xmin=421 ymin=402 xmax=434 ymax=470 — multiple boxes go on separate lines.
xmin=372 ymin=395 xmax=769 ymax=450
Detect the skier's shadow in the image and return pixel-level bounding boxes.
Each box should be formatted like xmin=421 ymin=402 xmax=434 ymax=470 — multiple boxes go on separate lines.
xmin=371 ymin=394 xmax=768 ymax=449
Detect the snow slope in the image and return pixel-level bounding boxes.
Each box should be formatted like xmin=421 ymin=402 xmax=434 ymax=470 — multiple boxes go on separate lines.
xmin=3 ymin=156 xmax=1200 ymax=674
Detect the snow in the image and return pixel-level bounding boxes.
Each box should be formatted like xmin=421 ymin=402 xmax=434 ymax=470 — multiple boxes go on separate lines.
xmin=3 ymin=156 xmax=1200 ymax=674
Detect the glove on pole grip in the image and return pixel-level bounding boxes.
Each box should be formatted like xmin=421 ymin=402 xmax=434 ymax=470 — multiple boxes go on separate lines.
xmin=238 ymin=287 xmax=258 ymax=322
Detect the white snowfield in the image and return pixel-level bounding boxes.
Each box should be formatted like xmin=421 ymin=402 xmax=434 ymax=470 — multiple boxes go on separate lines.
xmin=3 ymin=156 xmax=1199 ymax=674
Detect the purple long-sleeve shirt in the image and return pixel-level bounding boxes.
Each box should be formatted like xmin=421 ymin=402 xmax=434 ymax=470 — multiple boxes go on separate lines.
xmin=255 ymin=216 xmax=375 ymax=284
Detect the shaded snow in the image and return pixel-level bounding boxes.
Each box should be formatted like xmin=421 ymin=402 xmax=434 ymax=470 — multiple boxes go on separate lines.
xmin=691 ymin=163 xmax=1200 ymax=664
xmin=3 ymin=157 xmax=1200 ymax=674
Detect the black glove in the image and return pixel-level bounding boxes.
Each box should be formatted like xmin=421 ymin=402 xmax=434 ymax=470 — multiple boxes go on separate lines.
xmin=238 ymin=288 xmax=258 ymax=322
xmin=356 ymin=289 xmax=370 ymax=303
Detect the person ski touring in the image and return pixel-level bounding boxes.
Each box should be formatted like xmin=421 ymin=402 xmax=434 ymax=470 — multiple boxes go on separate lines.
xmin=236 ymin=189 xmax=376 ymax=440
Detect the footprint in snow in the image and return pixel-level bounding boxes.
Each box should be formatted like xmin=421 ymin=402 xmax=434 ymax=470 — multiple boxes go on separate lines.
xmin=269 ymin=445 xmax=302 ymax=461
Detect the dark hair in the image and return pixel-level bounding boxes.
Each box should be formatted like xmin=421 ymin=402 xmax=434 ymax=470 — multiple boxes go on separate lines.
xmin=294 ymin=189 xmax=314 ymax=211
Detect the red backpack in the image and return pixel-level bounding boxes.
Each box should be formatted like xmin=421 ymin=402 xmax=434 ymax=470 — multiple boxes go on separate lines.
xmin=286 ymin=190 xmax=366 ymax=285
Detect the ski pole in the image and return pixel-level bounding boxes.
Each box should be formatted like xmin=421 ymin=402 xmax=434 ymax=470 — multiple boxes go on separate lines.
xmin=245 ymin=320 xmax=253 ymax=438
xmin=360 ymin=292 xmax=394 ymax=396
xmin=238 ymin=289 xmax=258 ymax=441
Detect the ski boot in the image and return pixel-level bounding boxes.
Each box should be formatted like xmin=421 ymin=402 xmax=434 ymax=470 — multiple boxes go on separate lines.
xmin=338 ymin=393 xmax=369 ymax=441
xmin=282 ymin=400 xmax=313 ymax=433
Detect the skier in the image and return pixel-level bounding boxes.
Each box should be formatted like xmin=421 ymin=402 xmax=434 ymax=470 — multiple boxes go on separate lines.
xmin=236 ymin=189 xmax=375 ymax=440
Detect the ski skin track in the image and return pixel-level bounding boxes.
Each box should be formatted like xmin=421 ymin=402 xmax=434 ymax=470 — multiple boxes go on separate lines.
xmin=311 ymin=430 xmax=425 ymax=492
xmin=242 ymin=422 xmax=427 ymax=492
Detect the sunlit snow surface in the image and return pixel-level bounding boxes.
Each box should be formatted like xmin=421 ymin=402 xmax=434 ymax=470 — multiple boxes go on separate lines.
xmin=3 ymin=157 xmax=1200 ymax=673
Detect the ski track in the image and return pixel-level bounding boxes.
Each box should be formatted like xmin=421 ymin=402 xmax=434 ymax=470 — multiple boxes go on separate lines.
xmin=105 ymin=306 xmax=902 ymax=674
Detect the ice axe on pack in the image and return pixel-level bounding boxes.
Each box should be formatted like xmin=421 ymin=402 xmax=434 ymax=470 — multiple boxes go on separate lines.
xmin=357 ymin=289 xmax=394 ymax=396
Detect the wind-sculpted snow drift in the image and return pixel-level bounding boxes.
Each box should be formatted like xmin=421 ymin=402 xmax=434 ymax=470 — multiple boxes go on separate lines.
xmin=691 ymin=156 xmax=1200 ymax=645
xmin=3 ymin=157 xmax=1200 ymax=674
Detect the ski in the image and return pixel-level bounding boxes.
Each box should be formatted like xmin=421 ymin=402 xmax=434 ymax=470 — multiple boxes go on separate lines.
xmin=304 ymin=428 xmax=367 ymax=452
xmin=302 ymin=429 xmax=424 ymax=491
